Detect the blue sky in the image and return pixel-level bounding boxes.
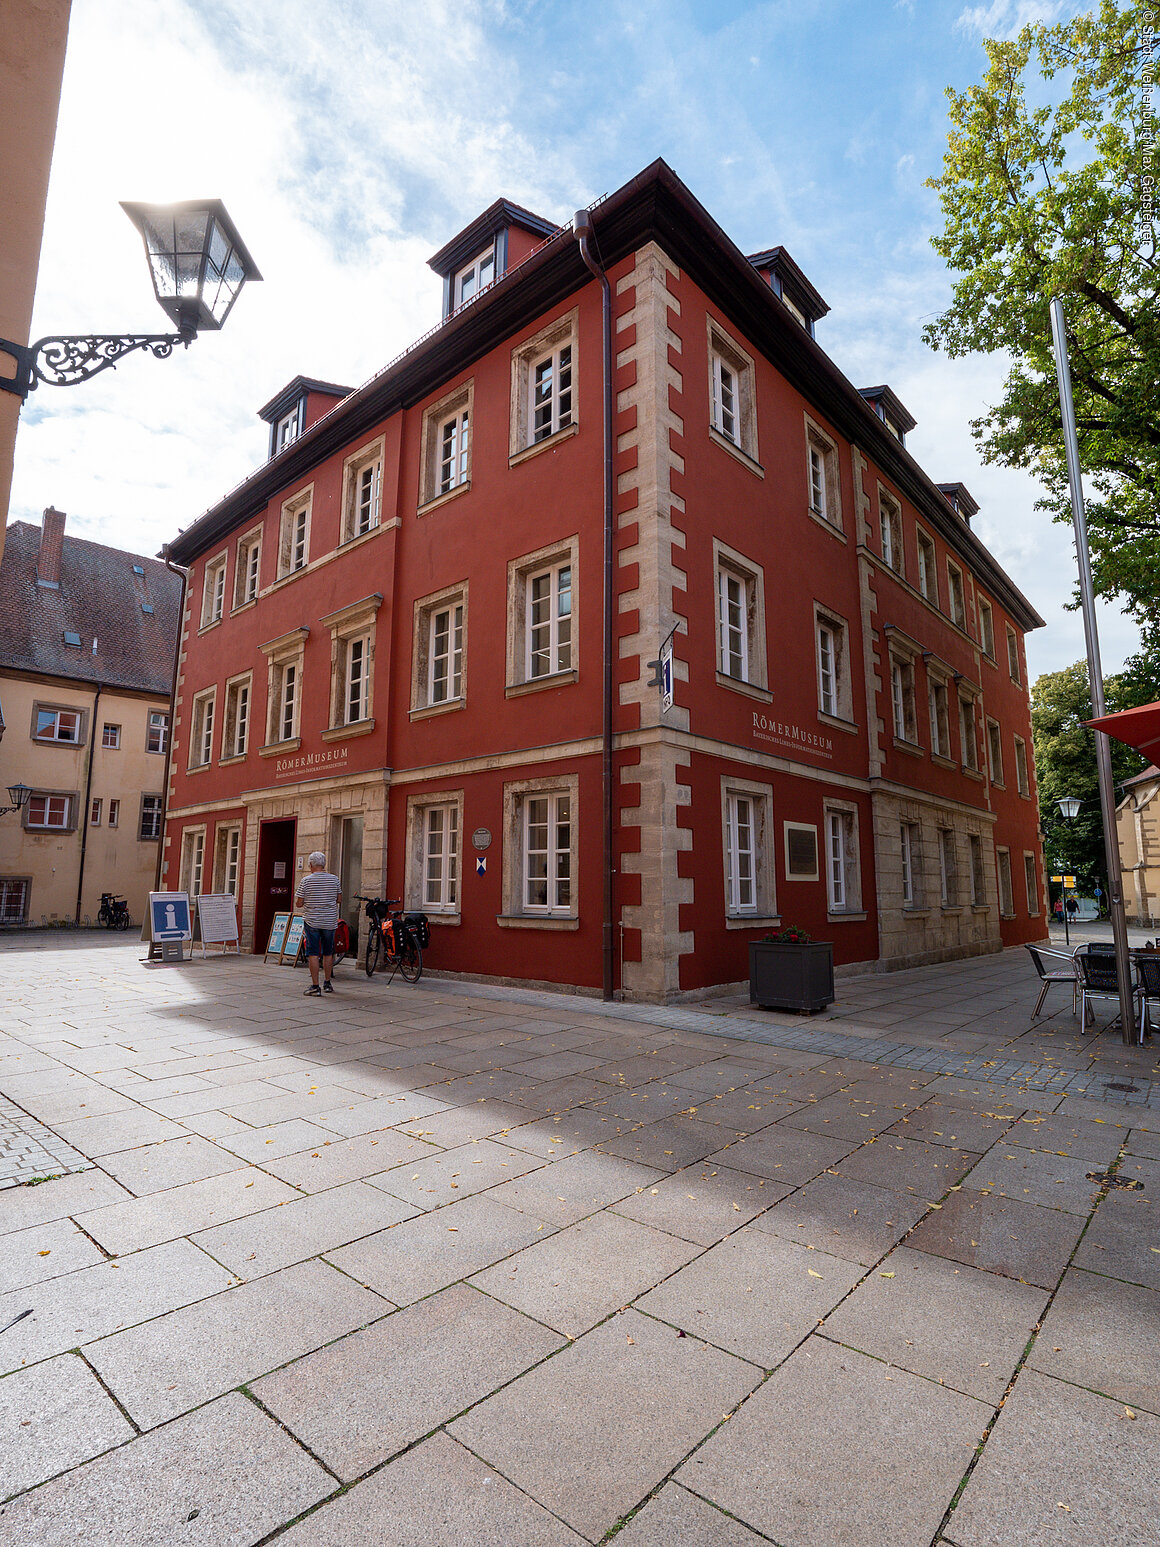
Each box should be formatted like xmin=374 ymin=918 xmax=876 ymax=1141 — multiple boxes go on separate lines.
xmin=12 ymin=0 xmax=1133 ymax=681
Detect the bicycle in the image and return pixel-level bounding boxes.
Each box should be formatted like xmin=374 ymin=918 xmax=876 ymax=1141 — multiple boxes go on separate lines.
xmin=97 ymin=893 xmax=132 ymax=930
xmin=332 ymin=917 xmax=350 ymax=967
xmin=356 ymin=896 xmax=424 ymax=983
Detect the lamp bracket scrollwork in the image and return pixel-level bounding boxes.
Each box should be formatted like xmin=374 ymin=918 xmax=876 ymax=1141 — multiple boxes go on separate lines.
xmin=0 ymin=331 xmax=192 ymax=400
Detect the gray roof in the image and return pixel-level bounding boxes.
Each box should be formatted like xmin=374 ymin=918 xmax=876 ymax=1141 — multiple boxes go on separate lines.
xmin=0 ymin=521 xmax=181 ymax=695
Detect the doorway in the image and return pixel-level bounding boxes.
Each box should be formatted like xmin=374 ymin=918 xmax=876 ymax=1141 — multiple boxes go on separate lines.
xmin=253 ymin=818 xmax=296 ymax=954
xmin=334 ymin=814 xmax=363 ymax=953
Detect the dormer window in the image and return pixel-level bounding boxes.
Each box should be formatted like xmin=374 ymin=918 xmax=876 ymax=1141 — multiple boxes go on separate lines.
xmin=274 ymin=405 xmax=302 ymax=452
xmin=454 ymin=247 xmax=496 ymax=308
xmin=745 ymin=246 xmax=829 ymax=338
xmin=858 ymin=387 xmax=916 ymax=447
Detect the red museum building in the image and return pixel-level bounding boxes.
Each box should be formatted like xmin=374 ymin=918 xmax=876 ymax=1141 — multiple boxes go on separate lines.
xmin=164 ymin=160 xmax=1046 ymax=1001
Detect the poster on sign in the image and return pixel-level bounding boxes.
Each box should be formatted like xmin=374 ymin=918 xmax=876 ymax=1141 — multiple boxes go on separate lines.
xmin=264 ymin=912 xmax=291 ymax=962
xmin=280 ymin=914 xmax=306 ymax=966
xmin=149 ymin=893 xmax=191 ymax=942
xmin=195 ymin=894 xmax=240 ymax=955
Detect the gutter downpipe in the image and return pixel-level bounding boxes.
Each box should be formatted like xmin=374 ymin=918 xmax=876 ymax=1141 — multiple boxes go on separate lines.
xmin=574 ymin=207 xmax=616 ymax=1002
xmin=74 ymin=681 xmax=102 ymax=925
xmin=153 ymin=547 xmax=189 ymax=911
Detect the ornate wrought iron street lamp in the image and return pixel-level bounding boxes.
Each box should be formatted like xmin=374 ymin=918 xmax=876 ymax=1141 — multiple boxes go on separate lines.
xmin=0 ymin=200 xmax=261 ymax=400
xmin=0 ymin=783 xmax=32 ymax=818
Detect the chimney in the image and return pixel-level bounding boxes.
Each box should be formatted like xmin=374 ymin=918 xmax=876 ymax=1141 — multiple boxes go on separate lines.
xmin=37 ymin=507 xmax=66 ymax=588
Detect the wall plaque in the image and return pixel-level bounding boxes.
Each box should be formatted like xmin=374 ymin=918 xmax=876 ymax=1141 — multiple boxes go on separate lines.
xmin=472 ymin=827 xmax=492 ymax=851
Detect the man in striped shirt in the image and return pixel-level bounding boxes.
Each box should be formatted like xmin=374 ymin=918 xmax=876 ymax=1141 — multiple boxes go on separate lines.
xmin=294 ymin=851 xmax=341 ymax=996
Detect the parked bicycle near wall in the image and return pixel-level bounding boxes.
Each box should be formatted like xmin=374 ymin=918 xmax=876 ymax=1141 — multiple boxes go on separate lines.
xmin=355 ymin=896 xmax=428 ymax=983
xmin=97 ymin=893 xmax=132 ymax=929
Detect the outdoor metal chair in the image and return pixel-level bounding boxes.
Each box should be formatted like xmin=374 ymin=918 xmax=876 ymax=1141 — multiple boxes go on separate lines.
xmin=1075 ymin=949 xmax=1140 ymax=1032
xmin=1136 ymin=954 xmax=1160 ymax=1040
xmin=1025 ymin=944 xmax=1079 ymax=1018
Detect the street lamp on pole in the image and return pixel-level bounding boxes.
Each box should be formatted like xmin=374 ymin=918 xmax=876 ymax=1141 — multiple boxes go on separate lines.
xmin=1055 ymin=794 xmax=1081 ymax=946
xmin=0 ymin=783 xmax=32 ymax=818
xmin=0 ymin=200 xmax=261 ymax=401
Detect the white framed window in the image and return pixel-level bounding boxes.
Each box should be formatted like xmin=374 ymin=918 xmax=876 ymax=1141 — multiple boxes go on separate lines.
xmin=978 ymin=597 xmax=995 ymax=659
xmin=345 ymin=637 xmax=370 ymax=725
xmin=890 ymin=656 xmax=918 ymax=744
xmin=502 ymin=774 xmax=580 ymax=923
xmin=721 ymin=779 xmax=776 ymax=920
xmin=181 ymin=827 xmax=206 ymax=898
xmin=714 ymin=542 xmax=767 ymax=691
xmin=201 ymin=553 xmax=227 ymax=627
xmin=1014 ymin=735 xmax=1030 ymax=797
xmin=341 ymin=437 xmax=384 ymax=542
xmin=507 ymin=539 xmax=579 ymax=693
xmin=1006 ymin=625 xmax=1022 ymax=684
xmin=929 ymin=680 xmax=951 ymax=758
xmin=321 ymin=595 xmax=382 ymax=733
xmin=108 ymin=799 xmax=120 ymax=829
xmin=139 ymin=795 xmax=163 ymax=840
xmin=824 ymin=803 xmax=861 ymax=914
xmin=987 ymin=719 xmax=1004 ymax=785
xmin=815 ymin=607 xmax=852 ymax=721
xmin=189 ymin=689 xmax=216 ymax=769
xmin=277 ymin=489 xmax=312 ymax=578
xmin=420 ymin=381 xmax=473 ymax=507
xmin=510 ymin=311 xmax=577 ymax=458
xmin=711 ymin=351 xmax=738 ymax=443
xmin=412 ymin=582 xmax=468 ymax=714
xmin=1024 ymin=852 xmax=1039 ymax=915
xmin=901 ymin=822 xmax=920 ymax=907
xmin=146 ymin=710 xmax=169 ymax=755
xmin=33 ymin=705 xmax=82 ymax=744
xmin=970 ymin=834 xmax=986 ymax=906
xmin=215 ymin=823 xmax=242 ymax=896
xmin=879 ymin=491 xmax=903 ymax=576
xmin=223 ymin=673 xmax=251 ymax=759
xmin=454 ymin=246 xmax=495 ymax=307
xmin=89 ymin=798 xmax=102 ymax=826
xmin=996 ymin=848 xmax=1015 ymax=916
xmin=938 ymin=828 xmax=956 ymax=906
xmin=916 ymin=529 xmax=938 ymax=604
xmin=274 ymin=405 xmax=301 ymax=453
xmin=947 ymin=561 xmax=966 ymax=628
xmin=277 ymin=664 xmax=297 ymax=742
xmin=959 ymin=696 xmax=978 ymax=771
xmin=805 ymin=416 xmax=842 ymax=528
xmin=102 ymin=722 xmax=121 ymax=749
xmin=259 ymin=627 xmax=308 ymax=748
xmin=405 ymin=791 xmax=464 ymax=916
xmin=707 ymin=321 xmax=758 ymax=462
xmin=27 ymin=794 xmax=72 ymax=830
xmin=234 ymin=526 xmax=262 ymax=608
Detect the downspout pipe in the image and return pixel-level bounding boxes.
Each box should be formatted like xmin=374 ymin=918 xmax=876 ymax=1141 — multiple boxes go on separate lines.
xmin=153 ymin=546 xmax=189 ymax=909
xmin=574 ymin=207 xmax=616 ymax=1002
xmin=74 ymin=681 xmax=102 ymax=925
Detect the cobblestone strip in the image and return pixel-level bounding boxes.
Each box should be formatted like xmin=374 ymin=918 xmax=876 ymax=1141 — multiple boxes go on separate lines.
xmin=0 ymin=1093 xmax=92 ymax=1189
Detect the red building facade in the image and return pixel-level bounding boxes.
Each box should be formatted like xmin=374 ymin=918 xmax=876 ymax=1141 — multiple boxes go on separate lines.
xmin=165 ymin=162 xmax=1046 ymax=1001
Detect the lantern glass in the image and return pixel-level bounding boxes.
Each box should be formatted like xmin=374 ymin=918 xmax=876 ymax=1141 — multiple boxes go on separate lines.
xmin=6 ymin=782 xmax=31 ymax=810
xmin=1057 ymin=795 xmax=1082 ymax=821
xmin=120 ymin=200 xmax=262 ymax=334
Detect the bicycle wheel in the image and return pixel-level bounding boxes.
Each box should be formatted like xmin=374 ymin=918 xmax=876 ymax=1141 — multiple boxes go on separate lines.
xmin=97 ymin=905 xmax=111 ymax=928
xmin=398 ymin=936 xmax=423 ymax=984
xmin=364 ymin=928 xmax=383 ymax=977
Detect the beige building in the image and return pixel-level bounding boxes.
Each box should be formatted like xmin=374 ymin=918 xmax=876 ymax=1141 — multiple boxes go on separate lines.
xmin=0 ymin=509 xmax=180 ymax=926
xmin=1117 ymin=765 xmax=1160 ymax=928
xmin=0 ymin=2 xmax=72 ymax=563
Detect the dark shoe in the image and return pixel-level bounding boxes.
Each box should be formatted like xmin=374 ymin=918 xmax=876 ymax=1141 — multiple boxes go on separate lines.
xmin=303 ymin=984 xmax=321 ymax=997
xmin=322 ymin=980 xmax=334 ymax=994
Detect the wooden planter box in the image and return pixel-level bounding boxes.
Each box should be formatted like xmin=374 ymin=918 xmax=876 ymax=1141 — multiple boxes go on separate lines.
xmin=749 ymin=940 xmax=835 ymax=1013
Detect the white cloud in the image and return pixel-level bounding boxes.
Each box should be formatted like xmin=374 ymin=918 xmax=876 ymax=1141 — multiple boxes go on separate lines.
xmin=954 ymin=1 xmax=1066 ymax=40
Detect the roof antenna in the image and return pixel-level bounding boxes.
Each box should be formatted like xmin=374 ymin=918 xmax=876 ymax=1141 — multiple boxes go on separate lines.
xmin=91 ymin=637 xmax=98 ymax=655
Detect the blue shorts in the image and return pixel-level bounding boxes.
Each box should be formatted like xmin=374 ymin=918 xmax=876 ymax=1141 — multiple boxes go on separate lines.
xmin=303 ymin=925 xmax=335 ymax=958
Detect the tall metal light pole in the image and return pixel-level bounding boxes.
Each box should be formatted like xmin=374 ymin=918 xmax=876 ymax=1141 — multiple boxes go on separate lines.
xmin=1049 ymin=298 xmax=1136 ymax=1044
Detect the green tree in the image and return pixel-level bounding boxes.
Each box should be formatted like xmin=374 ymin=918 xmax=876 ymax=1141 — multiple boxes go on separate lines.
xmin=925 ymin=2 xmax=1159 ymax=627
xmin=1032 ymin=657 xmax=1149 ymax=899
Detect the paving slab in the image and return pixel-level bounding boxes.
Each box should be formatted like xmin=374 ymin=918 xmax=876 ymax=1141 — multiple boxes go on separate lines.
xmin=833 ymin=1135 xmax=981 ymax=1200
xmin=0 ymin=1237 xmax=232 ymax=1372
xmin=677 ymin=1087 xmax=801 ymax=1131
xmin=84 ymin=1257 xmax=386 ymax=1428
xmin=884 ymin=1099 xmax=1019 ymax=1152
xmin=325 ymin=1192 xmax=549 ymax=1305
xmin=967 ymin=1144 xmax=1104 ymax=1213
xmin=751 ymin=1172 xmax=930 ymax=1265
xmin=213 ymin=1117 xmax=338 ymax=1162
xmin=254 ymin=1283 xmax=562 ymax=1478
xmin=612 ymin=1161 xmax=788 ymax=1244
xmin=272 ymin=1430 xmax=585 ymax=1547
xmin=0 ymin=1214 xmax=106 ymax=1294
xmin=0 ymin=1390 xmax=333 ymax=1547
xmin=471 ymin=1207 xmax=700 ymax=1336
xmin=906 ymin=1188 xmax=1087 ymax=1288
xmin=501 ymin=1074 xmax=610 ymax=1112
xmin=707 ymin=1123 xmax=858 ymax=1184
xmin=192 ymin=1179 xmax=417 ymax=1277
xmin=1072 ymin=1188 xmax=1160 ymax=1289
xmin=368 ymin=1137 xmax=545 ymax=1207
xmin=499 ymin=1107 xmax=629 ymax=1156
xmin=780 ymin=1091 xmax=913 ymax=1142
xmin=260 ymin=1129 xmax=434 ymax=1191
xmin=1005 ymin=1111 xmax=1127 ymax=1164
xmin=679 ymin=1335 xmax=988 ymax=1547
xmin=612 ymin=1484 xmax=767 ymax=1545
xmin=393 ymin=1097 xmax=539 ymax=1148
xmin=48 ymin=1107 xmax=188 ymax=1156
xmin=97 ymin=1134 xmax=240 ymax=1195
xmin=1125 ymin=1126 xmax=1160 ymax=1160
xmin=944 ymin=1369 xmax=1158 ymax=1547
xmin=485 ymin=1148 xmax=661 ymax=1225
xmin=310 ymin=1090 xmax=453 ymax=1136
xmin=450 ymin=1308 xmax=760 ymax=1541
xmin=1027 ymin=1266 xmax=1160 ymax=1413
xmin=823 ymin=1244 xmax=1048 ymax=1403
xmin=638 ymin=1230 xmax=863 ymax=1366
xmin=73 ymin=1165 xmax=300 ymax=1254
xmin=0 ymin=1352 xmax=135 ymax=1501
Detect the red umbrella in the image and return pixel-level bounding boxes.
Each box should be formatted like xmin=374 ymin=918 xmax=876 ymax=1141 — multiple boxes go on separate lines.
xmin=1084 ymin=700 xmax=1160 ymax=763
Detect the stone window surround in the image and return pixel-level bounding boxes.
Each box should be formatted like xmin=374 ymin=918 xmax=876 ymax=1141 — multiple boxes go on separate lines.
xmin=233 ymin=523 xmax=263 ymax=611
xmin=221 ymin=671 xmax=253 ymax=763
xmin=180 ymin=824 xmax=208 ymax=897
xmin=958 ymin=686 xmax=982 ymax=774
xmin=977 ymin=594 xmax=996 ymax=660
xmin=340 ymin=434 xmax=386 ymax=542
xmin=404 ymin=787 xmax=464 ymax=919
xmin=783 ymin=821 xmax=819 ymax=882
xmin=720 ymin=773 xmax=779 ymax=928
xmin=200 ymin=550 xmax=228 ymax=630
xmin=187 ymin=686 xmax=217 ymax=771
xmin=877 ymin=484 xmax=904 ymax=578
xmin=1013 ymin=732 xmax=1031 ymax=797
xmin=24 ymin=789 xmax=79 ymax=833
xmin=823 ymin=797 xmax=864 ymax=917
xmin=813 ymin=601 xmax=855 ymax=727
xmin=259 ymin=626 xmax=309 ymax=754
xmin=509 ymin=307 xmax=578 ymax=464
xmin=138 ymin=792 xmax=164 ymax=841
xmin=418 ymin=381 xmax=473 ymax=513
xmin=30 ymin=700 xmax=87 ymax=746
xmin=986 ymin=716 xmax=1005 ymax=786
xmin=411 ymin=579 xmax=468 ymax=719
xmin=946 ymin=557 xmax=967 ymax=628
xmin=1023 ymin=850 xmax=1040 ymax=915
xmin=214 ymin=821 xmax=243 ymax=895
xmin=887 ymin=634 xmax=921 ymax=749
xmin=804 ymin=412 xmax=843 ymax=532
xmin=505 ymin=534 xmax=579 ymax=696
xmin=714 ymin=537 xmax=769 ymax=697
xmin=705 ymin=314 xmax=761 ymax=470
xmin=915 ymin=525 xmax=938 ymax=605
xmin=277 ymin=485 xmax=314 ymax=580
xmin=1006 ymin=624 xmax=1022 ymax=685
xmin=499 ymin=770 xmax=580 ymax=929
xmin=320 ymin=594 xmax=382 ymax=739
xmin=996 ymin=845 xmax=1016 ymax=917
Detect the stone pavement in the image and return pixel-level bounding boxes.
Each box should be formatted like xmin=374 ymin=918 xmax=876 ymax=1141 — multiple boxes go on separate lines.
xmin=1 ymin=933 xmax=1158 ymax=1546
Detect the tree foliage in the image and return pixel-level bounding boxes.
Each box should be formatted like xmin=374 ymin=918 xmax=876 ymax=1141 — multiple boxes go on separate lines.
xmin=925 ymin=2 xmax=1159 ymax=627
